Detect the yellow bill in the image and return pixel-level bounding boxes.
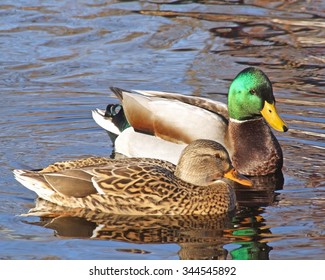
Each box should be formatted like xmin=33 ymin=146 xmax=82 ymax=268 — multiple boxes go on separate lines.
xmin=224 ymin=168 xmax=253 ymax=187
xmin=261 ymin=101 xmax=288 ymax=132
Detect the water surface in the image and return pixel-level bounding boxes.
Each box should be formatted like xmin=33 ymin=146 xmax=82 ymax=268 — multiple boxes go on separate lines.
xmin=0 ymin=0 xmax=324 ymax=260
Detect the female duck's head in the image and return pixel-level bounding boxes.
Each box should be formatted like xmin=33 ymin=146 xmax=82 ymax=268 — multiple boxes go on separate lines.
xmin=175 ymin=139 xmax=252 ymax=187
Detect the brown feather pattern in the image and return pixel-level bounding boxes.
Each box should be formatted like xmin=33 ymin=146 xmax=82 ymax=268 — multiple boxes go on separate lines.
xmin=14 ymin=140 xmax=243 ymax=215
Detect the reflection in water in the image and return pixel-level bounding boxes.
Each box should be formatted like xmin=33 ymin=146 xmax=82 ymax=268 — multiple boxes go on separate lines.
xmin=229 ymin=208 xmax=273 ymax=260
xmin=234 ymin=171 xmax=284 ymax=208
xmin=22 ymin=186 xmax=280 ymax=260
xmin=227 ymin=174 xmax=284 ymax=260
xmin=23 ymin=199 xmax=233 ymax=260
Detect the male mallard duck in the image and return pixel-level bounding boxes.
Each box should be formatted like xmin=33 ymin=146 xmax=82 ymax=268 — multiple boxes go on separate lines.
xmin=14 ymin=139 xmax=252 ymax=215
xmin=92 ymin=67 xmax=288 ymax=176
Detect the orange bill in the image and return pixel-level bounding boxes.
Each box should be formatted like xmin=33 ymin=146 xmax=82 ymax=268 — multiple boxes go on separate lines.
xmin=260 ymin=101 xmax=288 ymax=132
xmin=224 ymin=168 xmax=253 ymax=187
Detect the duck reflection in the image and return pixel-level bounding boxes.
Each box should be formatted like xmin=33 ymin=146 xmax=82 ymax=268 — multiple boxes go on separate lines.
xmin=228 ymin=207 xmax=273 ymax=260
xmin=23 ymin=198 xmax=233 ymax=260
xmin=22 ymin=178 xmax=281 ymax=261
xmin=223 ymin=172 xmax=283 ymax=260
xmin=234 ymin=170 xmax=284 ymax=207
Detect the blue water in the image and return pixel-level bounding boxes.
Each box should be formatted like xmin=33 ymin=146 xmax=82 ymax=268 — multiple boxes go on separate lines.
xmin=0 ymin=0 xmax=324 ymax=260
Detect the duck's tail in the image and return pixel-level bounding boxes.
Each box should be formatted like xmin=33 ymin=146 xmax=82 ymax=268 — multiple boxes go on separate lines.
xmin=92 ymin=104 xmax=130 ymax=138
xmin=13 ymin=169 xmax=55 ymax=201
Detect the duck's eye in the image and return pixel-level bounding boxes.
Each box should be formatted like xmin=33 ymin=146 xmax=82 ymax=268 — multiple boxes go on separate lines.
xmin=216 ymin=152 xmax=227 ymax=162
xmin=249 ymin=89 xmax=256 ymax=95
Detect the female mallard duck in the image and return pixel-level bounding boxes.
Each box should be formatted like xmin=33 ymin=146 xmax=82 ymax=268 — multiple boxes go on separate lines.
xmin=92 ymin=67 xmax=288 ymax=176
xmin=14 ymin=140 xmax=252 ymax=215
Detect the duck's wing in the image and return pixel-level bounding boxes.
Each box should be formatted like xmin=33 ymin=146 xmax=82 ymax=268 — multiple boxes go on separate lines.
xmin=110 ymin=88 xmax=229 ymax=144
xmin=13 ymin=157 xmax=116 ymax=200
xmin=13 ymin=157 xmax=114 ymax=200
xmin=112 ymin=87 xmax=229 ymax=119
xmin=14 ymin=157 xmax=177 ymax=201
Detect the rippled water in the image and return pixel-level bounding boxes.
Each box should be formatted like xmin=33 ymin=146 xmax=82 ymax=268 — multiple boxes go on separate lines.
xmin=0 ymin=0 xmax=324 ymax=260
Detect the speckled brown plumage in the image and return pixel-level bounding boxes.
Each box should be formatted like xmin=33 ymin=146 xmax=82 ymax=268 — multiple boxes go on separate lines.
xmin=14 ymin=140 xmax=252 ymax=215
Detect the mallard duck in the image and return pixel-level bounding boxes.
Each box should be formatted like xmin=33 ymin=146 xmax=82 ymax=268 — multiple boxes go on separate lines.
xmin=14 ymin=139 xmax=252 ymax=215
xmin=92 ymin=67 xmax=288 ymax=176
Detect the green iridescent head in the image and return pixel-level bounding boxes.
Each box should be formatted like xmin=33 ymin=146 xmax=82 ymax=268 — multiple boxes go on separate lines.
xmin=228 ymin=67 xmax=288 ymax=132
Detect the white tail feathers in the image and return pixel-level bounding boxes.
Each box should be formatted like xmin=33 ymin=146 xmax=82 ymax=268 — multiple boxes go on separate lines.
xmin=13 ymin=169 xmax=55 ymax=200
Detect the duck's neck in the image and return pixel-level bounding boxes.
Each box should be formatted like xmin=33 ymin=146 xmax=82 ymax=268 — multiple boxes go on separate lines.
xmin=229 ymin=117 xmax=262 ymax=124
xmin=228 ymin=118 xmax=283 ymax=176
